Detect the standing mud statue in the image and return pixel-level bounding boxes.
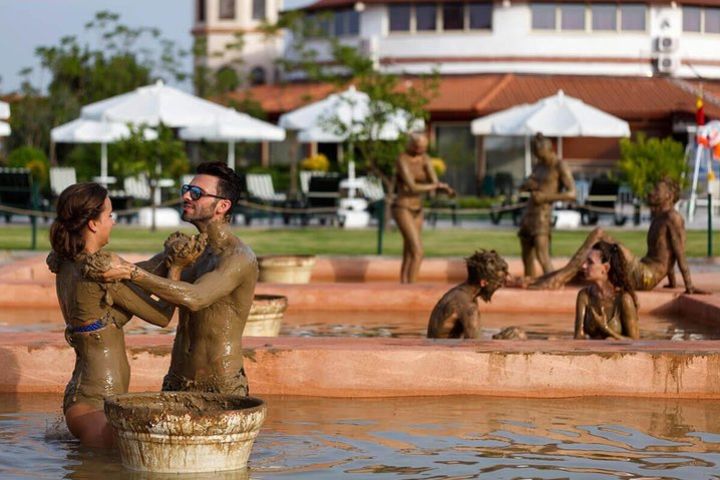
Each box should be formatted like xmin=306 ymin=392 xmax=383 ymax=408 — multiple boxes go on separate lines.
xmin=102 ymin=162 xmax=259 ymax=395
xmin=518 ymin=133 xmax=576 ymax=278
xmin=575 ymin=241 xmax=639 ymax=340
xmin=393 ymin=133 xmax=455 ymax=283
xmin=427 ymin=250 xmax=508 ymax=339
xmin=533 ymin=177 xmax=701 ymax=293
xmin=48 ymin=183 xmax=203 ymax=448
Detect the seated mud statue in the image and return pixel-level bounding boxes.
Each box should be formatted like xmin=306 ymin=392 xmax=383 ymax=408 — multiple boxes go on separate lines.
xmin=532 ymin=177 xmax=701 ymax=294
xmin=575 ymin=241 xmax=639 ymax=340
xmin=427 ymin=250 xmax=508 ymax=339
xmin=518 ymin=133 xmax=576 ymax=279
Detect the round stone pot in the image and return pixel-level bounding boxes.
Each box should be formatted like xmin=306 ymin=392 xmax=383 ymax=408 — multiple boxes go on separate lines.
xmin=258 ymin=254 xmax=316 ymax=283
xmin=105 ymin=392 xmax=266 ymax=473
xmin=245 ymin=294 xmax=288 ymax=337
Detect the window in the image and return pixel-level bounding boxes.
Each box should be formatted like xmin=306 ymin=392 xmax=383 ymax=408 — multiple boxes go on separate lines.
xmin=416 ymin=4 xmax=437 ymax=31
xmin=197 ymin=0 xmax=206 ymax=22
xmin=219 ymin=0 xmax=235 ymax=20
xmin=250 ymin=67 xmax=266 ymax=86
xmin=592 ymin=4 xmax=616 ymax=31
xmin=443 ymin=2 xmax=464 ymax=30
xmin=532 ymin=4 xmax=556 ymax=30
xmin=706 ymin=8 xmax=720 ymax=33
xmin=334 ymin=10 xmax=348 ymax=36
xmin=683 ymin=6 xmax=701 ymax=32
xmin=252 ymin=0 xmax=266 ymax=20
xmin=620 ymin=4 xmax=645 ymax=31
xmin=469 ymin=3 xmax=492 ymax=30
xmin=561 ymin=4 xmax=584 ymax=30
xmin=348 ymin=10 xmax=360 ymax=34
xmin=389 ymin=5 xmax=411 ymax=31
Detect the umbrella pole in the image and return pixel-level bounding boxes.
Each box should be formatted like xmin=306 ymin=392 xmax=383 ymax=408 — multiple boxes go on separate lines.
xmin=101 ymin=142 xmax=108 ymax=187
xmin=524 ymin=135 xmax=531 ymax=177
xmin=558 ymin=137 xmax=563 ymax=160
xmin=227 ymin=140 xmax=235 ymax=170
xmin=289 ymin=131 xmax=298 ymax=198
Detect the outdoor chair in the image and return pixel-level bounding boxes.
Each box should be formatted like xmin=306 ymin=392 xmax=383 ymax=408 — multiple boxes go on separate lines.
xmin=0 ymin=167 xmax=41 ymax=223
xmin=579 ymin=176 xmax=628 ymax=226
xmin=306 ymin=175 xmax=341 ymax=226
xmin=299 ymin=170 xmax=327 ymax=197
xmin=49 ymin=167 xmax=77 ymax=198
xmin=246 ymin=174 xmax=286 ymax=203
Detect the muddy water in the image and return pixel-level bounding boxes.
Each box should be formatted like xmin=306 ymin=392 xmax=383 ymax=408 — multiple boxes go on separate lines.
xmin=2 ymin=393 xmax=720 ymax=479
xmin=1 ymin=308 xmax=716 ymax=341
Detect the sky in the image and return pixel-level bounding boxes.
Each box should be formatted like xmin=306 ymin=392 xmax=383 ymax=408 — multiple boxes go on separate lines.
xmin=0 ymin=0 xmax=312 ymax=94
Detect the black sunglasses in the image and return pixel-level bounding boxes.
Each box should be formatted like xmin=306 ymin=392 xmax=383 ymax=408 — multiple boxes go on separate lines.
xmin=181 ymin=184 xmax=227 ymax=201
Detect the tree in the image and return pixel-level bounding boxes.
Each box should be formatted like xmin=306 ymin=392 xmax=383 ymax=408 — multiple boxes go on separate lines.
xmin=113 ymin=124 xmax=189 ymax=231
xmin=274 ymin=12 xmax=438 ymax=224
xmin=9 ymin=10 xmax=188 ymax=160
xmin=618 ymin=134 xmax=688 ymax=201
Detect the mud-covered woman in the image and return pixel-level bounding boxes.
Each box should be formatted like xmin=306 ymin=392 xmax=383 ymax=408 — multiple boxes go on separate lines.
xmin=47 ymin=183 xmax=203 ymax=448
xmin=574 ymin=240 xmax=640 ymax=340
xmin=392 ymin=133 xmax=455 ymax=283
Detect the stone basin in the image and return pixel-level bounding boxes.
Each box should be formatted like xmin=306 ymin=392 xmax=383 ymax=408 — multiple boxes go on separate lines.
xmin=246 ymin=294 xmax=288 ymax=336
xmin=257 ymin=254 xmax=316 ymax=283
xmin=104 ymin=392 xmax=266 ymax=473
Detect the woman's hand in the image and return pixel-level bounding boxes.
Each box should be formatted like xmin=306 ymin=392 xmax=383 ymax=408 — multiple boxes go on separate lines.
xmin=164 ymin=232 xmax=207 ymax=270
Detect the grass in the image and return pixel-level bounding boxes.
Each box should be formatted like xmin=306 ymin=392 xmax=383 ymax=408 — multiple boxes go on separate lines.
xmin=2 ymin=224 xmax=718 ymax=258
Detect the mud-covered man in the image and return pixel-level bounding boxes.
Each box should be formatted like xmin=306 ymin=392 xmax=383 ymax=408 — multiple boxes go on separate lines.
xmin=427 ymin=250 xmax=509 ymax=339
xmin=102 ymin=162 xmax=258 ymax=395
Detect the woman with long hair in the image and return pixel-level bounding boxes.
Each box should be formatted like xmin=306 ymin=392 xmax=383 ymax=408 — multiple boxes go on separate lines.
xmin=47 ymin=183 xmax=200 ymax=448
xmin=574 ymin=240 xmax=640 ymax=340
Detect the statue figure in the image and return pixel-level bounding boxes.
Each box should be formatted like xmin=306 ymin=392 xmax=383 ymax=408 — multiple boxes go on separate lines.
xmin=518 ymin=133 xmax=576 ymax=278
xmin=532 ymin=177 xmax=701 ymax=294
xmin=427 ymin=250 xmax=508 ymax=339
xmin=102 ymin=162 xmax=259 ymax=396
xmin=575 ymin=241 xmax=639 ymax=340
xmin=393 ymin=133 xmax=455 ymax=283
xmin=48 ymin=183 xmax=202 ymax=448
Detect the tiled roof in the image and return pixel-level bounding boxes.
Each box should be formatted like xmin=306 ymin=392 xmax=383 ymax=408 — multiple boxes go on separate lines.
xmin=229 ymin=74 xmax=720 ymax=120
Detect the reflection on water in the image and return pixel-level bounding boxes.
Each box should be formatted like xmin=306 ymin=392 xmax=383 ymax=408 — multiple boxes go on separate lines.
xmin=1 ymin=309 xmax=717 ymax=341
xmin=1 ymin=394 xmax=720 ymax=479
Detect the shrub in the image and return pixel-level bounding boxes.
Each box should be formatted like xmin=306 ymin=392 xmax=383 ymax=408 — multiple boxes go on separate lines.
xmin=617 ymin=134 xmax=687 ymax=200
xmin=300 ymin=154 xmax=330 ymax=172
xmin=430 ymin=157 xmax=446 ymax=177
xmin=6 ymin=146 xmax=49 ymax=190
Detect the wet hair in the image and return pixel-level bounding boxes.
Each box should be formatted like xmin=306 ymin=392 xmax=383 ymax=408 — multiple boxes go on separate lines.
xmin=466 ymin=249 xmax=508 ymax=286
xmin=406 ymin=132 xmax=427 ymax=151
xmin=658 ymin=176 xmax=681 ymax=204
xmin=196 ymin=161 xmax=243 ymax=221
xmin=531 ymin=133 xmax=554 ymax=159
xmin=591 ymin=241 xmax=638 ymax=308
xmin=49 ymin=183 xmax=108 ymax=260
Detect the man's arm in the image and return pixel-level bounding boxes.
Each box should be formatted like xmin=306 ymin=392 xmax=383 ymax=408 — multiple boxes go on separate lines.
xmin=459 ymin=304 xmax=481 ymax=339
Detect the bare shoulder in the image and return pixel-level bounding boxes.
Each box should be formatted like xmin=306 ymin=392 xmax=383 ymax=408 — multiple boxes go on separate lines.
xmin=220 ymin=240 xmax=258 ymax=271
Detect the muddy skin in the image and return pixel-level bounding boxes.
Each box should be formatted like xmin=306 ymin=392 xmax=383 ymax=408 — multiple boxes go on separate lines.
xmin=575 ymin=287 xmax=639 ymax=340
xmin=492 ymin=326 xmax=528 ymax=340
xmin=48 ymin=250 xmax=180 ymax=415
xmin=427 ymin=250 xmax=508 ymax=339
xmin=124 ymin=220 xmax=258 ymax=396
xmin=392 ymin=133 xmax=455 ymax=284
xmin=518 ymin=133 xmax=576 ymax=279
xmin=532 ymin=179 xmax=699 ymax=294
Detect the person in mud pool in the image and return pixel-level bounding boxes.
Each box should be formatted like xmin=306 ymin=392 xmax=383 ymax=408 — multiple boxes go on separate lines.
xmin=48 ymin=183 xmax=201 ymax=448
xmin=427 ymin=250 xmax=509 ymax=338
xmin=574 ymin=241 xmax=640 ymax=340
xmin=101 ymin=162 xmax=258 ymax=397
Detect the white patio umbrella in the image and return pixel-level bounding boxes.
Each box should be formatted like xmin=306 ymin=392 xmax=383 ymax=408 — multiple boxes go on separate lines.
xmin=80 ymin=80 xmax=229 ymax=128
xmin=279 ymin=86 xmax=423 ymax=196
xmin=471 ymin=90 xmax=630 ymax=175
xmin=0 ymin=101 xmax=10 ymax=137
xmin=51 ymin=118 xmax=157 ymax=186
xmin=179 ymin=109 xmax=286 ymax=169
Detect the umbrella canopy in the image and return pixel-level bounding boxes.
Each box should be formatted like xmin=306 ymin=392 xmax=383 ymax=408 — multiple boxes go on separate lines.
xmin=471 ymin=90 xmax=630 ymax=174
xmin=0 ymin=101 xmax=9 ymax=120
xmin=51 ymin=118 xmax=157 ymax=185
xmin=80 ymin=80 xmax=229 ymax=128
xmin=0 ymin=121 xmax=9 ymax=137
xmin=471 ymin=90 xmax=630 ymax=138
xmin=179 ymin=109 xmax=286 ymax=169
xmin=279 ymin=86 xmax=423 ymax=143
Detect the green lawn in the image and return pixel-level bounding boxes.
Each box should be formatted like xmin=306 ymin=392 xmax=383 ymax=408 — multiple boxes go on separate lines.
xmin=2 ymin=224 xmax=718 ymax=258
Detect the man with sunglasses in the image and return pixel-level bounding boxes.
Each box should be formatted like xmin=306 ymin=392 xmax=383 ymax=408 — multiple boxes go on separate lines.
xmin=102 ymin=162 xmax=258 ymax=396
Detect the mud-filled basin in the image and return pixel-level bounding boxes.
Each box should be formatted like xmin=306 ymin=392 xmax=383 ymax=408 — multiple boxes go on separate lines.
xmin=258 ymin=255 xmax=316 ymax=283
xmin=246 ymin=294 xmax=288 ymax=336
xmin=104 ymin=392 xmax=266 ymax=473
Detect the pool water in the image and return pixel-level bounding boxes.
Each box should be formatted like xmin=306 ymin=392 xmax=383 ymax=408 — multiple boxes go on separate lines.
xmin=2 ymin=393 xmax=720 ymax=479
xmin=0 ymin=308 xmax=716 ymax=341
